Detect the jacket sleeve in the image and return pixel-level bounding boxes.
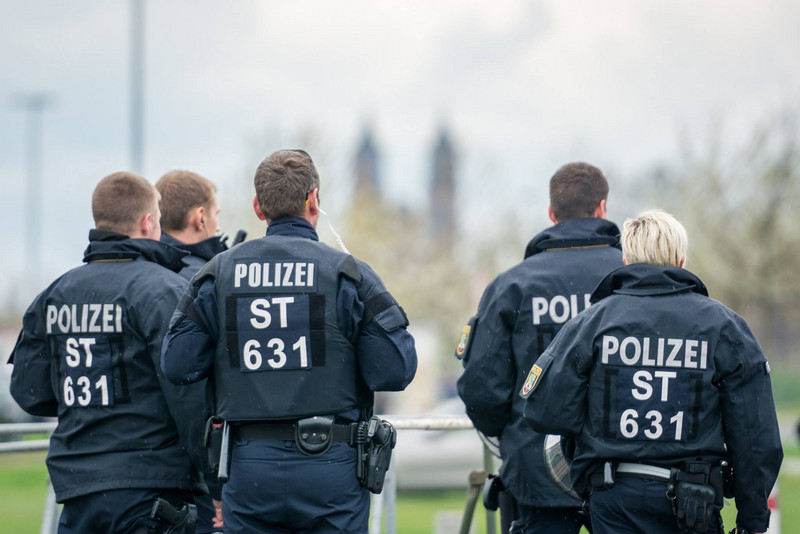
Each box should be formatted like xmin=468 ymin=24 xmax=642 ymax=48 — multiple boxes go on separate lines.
xmin=342 ymin=261 xmax=417 ymax=392
xmin=9 ymin=292 xmax=59 ymax=417
xmin=521 ymin=314 xmax=592 ymax=437
xmin=717 ymin=315 xmax=783 ymax=533
xmin=161 ymin=277 xmax=218 ymax=385
xmin=456 ymin=280 xmax=517 ymax=437
xmin=146 ymin=278 xmax=211 ymax=475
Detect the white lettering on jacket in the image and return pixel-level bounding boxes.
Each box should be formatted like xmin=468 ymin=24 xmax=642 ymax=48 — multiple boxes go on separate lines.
xmin=234 ymin=261 xmax=315 ymax=289
xmin=601 ymin=335 xmax=708 ymax=370
xmin=46 ymin=304 xmax=123 ymax=334
xmin=532 ymin=294 xmax=592 ymax=325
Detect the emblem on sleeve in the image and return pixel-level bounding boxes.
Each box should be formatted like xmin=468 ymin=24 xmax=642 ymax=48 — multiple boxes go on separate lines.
xmin=520 ymin=364 xmax=543 ymax=398
xmin=455 ymin=324 xmax=472 ymax=358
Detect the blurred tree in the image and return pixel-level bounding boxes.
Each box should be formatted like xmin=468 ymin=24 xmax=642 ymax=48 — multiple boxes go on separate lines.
xmin=344 ymin=193 xmax=471 ymax=341
xmin=642 ymin=106 xmax=800 ymax=362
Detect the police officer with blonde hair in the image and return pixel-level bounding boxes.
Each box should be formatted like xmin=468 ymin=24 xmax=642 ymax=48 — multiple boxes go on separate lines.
xmin=522 ymin=209 xmax=783 ymax=534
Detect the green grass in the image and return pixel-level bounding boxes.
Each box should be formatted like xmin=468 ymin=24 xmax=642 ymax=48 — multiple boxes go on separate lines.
xmin=0 ymin=452 xmax=54 ymax=532
xmin=2 ymin=451 xmax=795 ymax=533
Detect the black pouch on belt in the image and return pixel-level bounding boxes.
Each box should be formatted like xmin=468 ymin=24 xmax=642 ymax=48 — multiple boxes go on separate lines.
xmin=204 ymin=416 xmax=224 ymax=474
xmin=669 ymin=462 xmax=720 ymax=534
xmin=295 ymin=415 xmax=335 ymax=455
xmin=674 ymin=482 xmax=716 ymax=533
xmin=482 ymin=474 xmax=505 ymax=511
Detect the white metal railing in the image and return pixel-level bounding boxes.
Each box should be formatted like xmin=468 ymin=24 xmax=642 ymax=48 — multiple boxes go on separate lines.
xmin=1 ymin=417 xmax=497 ymax=534
xmin=0 ymin=422 xmax=56 ymax=453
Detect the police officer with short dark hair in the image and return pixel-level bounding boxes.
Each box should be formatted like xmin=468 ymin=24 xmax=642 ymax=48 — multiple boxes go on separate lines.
xmin=161 ymin=149 xmax=418 ymax=534
xmin=522 ymin=210 xmax=783 ymax=534
xmin=9 ymin=172 xmax=206 ymax=534
xmin=457 ymin=162 xmax=622 ymax=533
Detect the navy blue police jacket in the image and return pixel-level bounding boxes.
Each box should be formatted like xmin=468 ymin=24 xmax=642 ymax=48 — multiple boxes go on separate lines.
xmin=522 ymin=263 xmax=783 ymax=533
xmin=161 ymin=217 xmax=417 ymax=426
xmin=161 ymin=231 xmax=230 ymax=518
xmin=9 ymin=231 xmax=207 ymax=502
xmin=457 ymin=217 xmax=623 ymax=507
xmin=162 ymin=233 xmax=228 ymax=280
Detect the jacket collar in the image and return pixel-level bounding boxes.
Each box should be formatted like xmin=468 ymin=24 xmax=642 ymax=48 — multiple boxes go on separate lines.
xmin=591 ymin=263 xmax=709 ymax=303
xmin=265 ymin=216 xmax=319 ymax=241
xmin=161 ymin=232 xmax=228 ymax=262
xmin=524 ymin=218 xmax=621 ymax=259
xmin=83 ymin=230 xmax=188 ymax=273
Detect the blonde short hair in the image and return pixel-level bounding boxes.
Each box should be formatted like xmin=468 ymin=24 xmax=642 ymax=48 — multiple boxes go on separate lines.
xmin=621 ymin=209 xmax=687 ymax=267
xmin=156 ymin=170 xmax=217 ymax=232
xmin=92 ymin=171 xmax=158 ymax=236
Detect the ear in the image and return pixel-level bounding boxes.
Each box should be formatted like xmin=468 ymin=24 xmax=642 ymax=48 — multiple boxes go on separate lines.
xmin=679 ymin=255 xmax=686 ymax=268
xmin=253 ymin=196 xmax=267 ymax=221
xmin=593 ymin=199 xmax=607 ymax=219
xmin=548 ymin=205 xmax=558 ymax=224
xmin=138 ymin=212 xmax=159 ymax=239
xmin=191 ymin=206 xmax=205 ymax=231
xmin=306 ymin=188 xmax=319 ymax=216
xmin=303 ymin=188 xmax=320 ymax=228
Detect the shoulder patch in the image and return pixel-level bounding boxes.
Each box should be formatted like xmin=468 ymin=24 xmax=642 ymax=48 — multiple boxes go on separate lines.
xmin=520 ymin=364 xmax=544 ymax=398
xmin=454 ymin=315 xmax=478 ymax=362
xmin=455 ymin=324 xmax=472 ymax=359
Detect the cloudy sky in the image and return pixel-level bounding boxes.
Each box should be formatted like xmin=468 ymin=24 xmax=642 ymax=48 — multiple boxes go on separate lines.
xmin=2 ymin=0 xmax=799 ymax=309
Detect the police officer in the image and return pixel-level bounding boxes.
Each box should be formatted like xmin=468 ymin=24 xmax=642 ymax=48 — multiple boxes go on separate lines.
xmin=161 ymin=149 xmax=418 ymax=534
xmin=156 ymin=169 xmax=228 ymax=279
xmin=521 ymin=210 xmax=783 ymax=534
xmin=457 ymin=162 xmax=622 ymax=533
xmin=9 ymin=172 xmax=206 ymax=534
xmin=156 ymin=169 xmax=231 ymax=533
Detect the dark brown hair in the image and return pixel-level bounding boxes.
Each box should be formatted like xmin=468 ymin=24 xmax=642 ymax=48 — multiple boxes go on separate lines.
xmin=254 ymin=150 xmax=319 ymax=221
xmin=549 ymin=162 xmax=609 ymax=221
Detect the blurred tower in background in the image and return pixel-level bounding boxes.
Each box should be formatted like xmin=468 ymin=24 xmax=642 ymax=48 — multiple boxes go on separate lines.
xmin=429 ymin=127 xmax=456 ymax=248
xmin=354 ymin=126 xmax=381 ymax=200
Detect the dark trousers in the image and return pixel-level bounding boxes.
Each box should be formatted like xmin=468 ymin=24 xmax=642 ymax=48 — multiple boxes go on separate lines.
xmin=195 ymin=493 xmax=220 ymax=534
xmin=57 ymin=488 xmax=194 ymax=534
xmin=589 ymin=477 xmax=722 ymax=534
xmin=196 ymin=475 xmax=223 ymax=534
xmin=222 ymin=439 xmax=369 ymax=534
xmin=510 ymin=505 xmax=590 ymax=534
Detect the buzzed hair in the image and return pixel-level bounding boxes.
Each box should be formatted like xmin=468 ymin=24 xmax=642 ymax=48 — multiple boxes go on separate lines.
xmin=156 ymin=170 xmax=217 ymax=233
xmin=254 ymin=150 xmax=319 ymax=221
xmin=92 ymin=171 xmax=158 ymax=235
xmin=622 ymin=209 xmax=688 ymax=268
xmin=549 ymin=162 xmax=609 ymax=221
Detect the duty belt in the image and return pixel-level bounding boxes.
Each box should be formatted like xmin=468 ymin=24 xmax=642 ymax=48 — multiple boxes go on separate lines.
xmin=235 ymin=421 xmax=357 ymax=444
xmin=590 ymin=462 xmax=710 ymax=487
xmin=616 ymin=462 xmax=672 ymax=481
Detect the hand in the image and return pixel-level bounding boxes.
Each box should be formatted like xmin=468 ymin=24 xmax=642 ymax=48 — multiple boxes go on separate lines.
xmin=212 ymin=499 xmax=223 ymax=529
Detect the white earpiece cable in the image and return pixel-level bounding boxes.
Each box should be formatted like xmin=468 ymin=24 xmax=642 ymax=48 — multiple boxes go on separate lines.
xmin=318 ymin=207 xmax=350 ymax=254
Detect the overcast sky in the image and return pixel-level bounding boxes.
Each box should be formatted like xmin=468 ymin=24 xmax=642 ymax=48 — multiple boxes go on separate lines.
xmin=2 ymin=0 xmax=799 ymax=310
